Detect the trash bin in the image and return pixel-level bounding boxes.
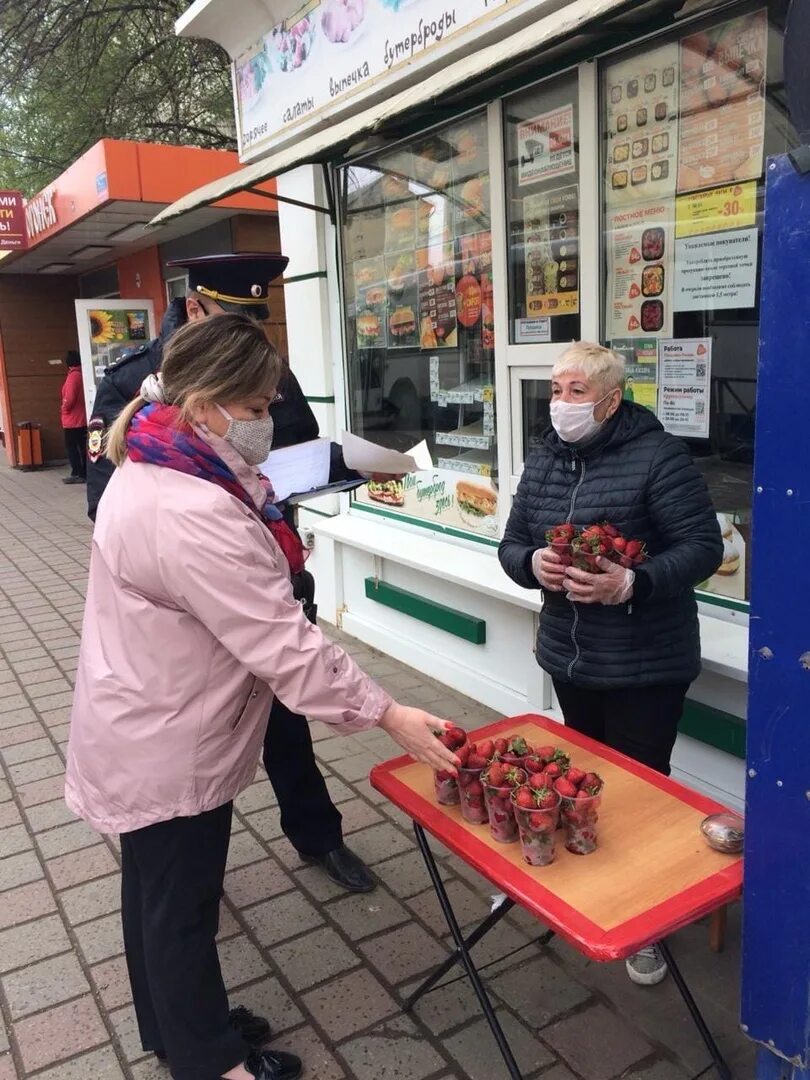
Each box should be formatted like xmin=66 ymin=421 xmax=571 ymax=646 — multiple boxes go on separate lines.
xmin=16 ymin=421 xmax=43 ymax=470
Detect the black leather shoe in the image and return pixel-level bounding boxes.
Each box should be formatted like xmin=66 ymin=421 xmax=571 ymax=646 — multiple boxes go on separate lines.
xmin=245 ymin=1048 xmax=302 ymax=1079
xmin=229 ymin=1005 xmax=272 ymax=1046
xmin=154 ymin=1006 xmax=271 ymax=1062
xmin=301 ymin=844 xmax=376 ymax=893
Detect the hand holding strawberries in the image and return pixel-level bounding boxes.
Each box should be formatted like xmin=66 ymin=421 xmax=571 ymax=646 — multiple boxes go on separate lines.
xmin=531 ymin=547 xmax=567 ymax=592
xmin=380 ymin=705 xmax=461 ymax=773
xmin=563 ymin=557 xmax=635 ymax=605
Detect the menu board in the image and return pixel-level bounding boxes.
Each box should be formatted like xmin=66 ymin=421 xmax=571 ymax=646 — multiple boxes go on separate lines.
xmin=606 ymin=201 xmax=674 ymax=339
xmin=658 ymin=338 xmax=712 ymax=438
xmin=605 ymin=42 xmax=679 ymax=206
xmin=678 ymin=10 xmax=767 ymax=193
xmin=517 ymin=105 xmax=576 ymax=187
xmin=417 ymin=244 xmax=458 ymax=349
xmin=523 ymin=185 xmax=579 ymax=318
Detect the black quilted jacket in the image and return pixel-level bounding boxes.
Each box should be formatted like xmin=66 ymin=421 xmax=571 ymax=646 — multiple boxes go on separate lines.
xmin=498 ymin=402 xmax=723 ymax=689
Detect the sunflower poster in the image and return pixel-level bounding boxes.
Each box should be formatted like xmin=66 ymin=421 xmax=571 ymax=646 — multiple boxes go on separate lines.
xmin=86 ymin=308 xmax=149 ymax=379
xmin=75 ymin=299 xmax=156 ymax=416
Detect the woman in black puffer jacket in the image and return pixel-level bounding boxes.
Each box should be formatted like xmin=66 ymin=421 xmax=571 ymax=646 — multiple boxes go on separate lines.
xmin=499 ymin=342 xmax=722 ymax=985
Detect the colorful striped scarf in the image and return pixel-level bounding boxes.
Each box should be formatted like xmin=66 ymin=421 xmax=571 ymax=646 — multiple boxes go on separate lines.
xmin=127 ymin=403 xmax=305 ymax=574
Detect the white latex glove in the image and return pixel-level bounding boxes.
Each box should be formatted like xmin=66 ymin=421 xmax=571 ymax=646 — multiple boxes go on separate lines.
xmin=379 ymin=704 xmax=460 ymax=773
xmin=531 ymin=547 xmax=567 ymax=592
xmin=563 ymin=556 xmax=635 ymax=605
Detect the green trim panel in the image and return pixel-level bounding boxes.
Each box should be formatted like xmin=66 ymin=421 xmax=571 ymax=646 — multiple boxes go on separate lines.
xmin=695 ymin=591 xmax=749 ymax=614
xmin=680 ymin=699 xmax=746 ymax=760
xmin=305 ymin=395 xmax=336 ymax=404
xmin=364 ymin=577 xmax=486 ymax=644
xmin=283 ymin=271 xmax=328 ymax=284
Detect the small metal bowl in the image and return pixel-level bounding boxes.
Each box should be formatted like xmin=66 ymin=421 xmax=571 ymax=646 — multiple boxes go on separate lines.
xmin=700 ymin=812 xmax=744 ymax=854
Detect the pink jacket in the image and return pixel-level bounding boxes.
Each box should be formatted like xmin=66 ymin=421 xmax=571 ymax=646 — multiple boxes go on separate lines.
xmin=65 ymin=456 xmax=392 ymax=835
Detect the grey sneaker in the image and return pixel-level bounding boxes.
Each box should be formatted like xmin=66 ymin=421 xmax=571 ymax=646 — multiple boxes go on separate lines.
xmin=626 ymin=943 xmax=668 ymax=986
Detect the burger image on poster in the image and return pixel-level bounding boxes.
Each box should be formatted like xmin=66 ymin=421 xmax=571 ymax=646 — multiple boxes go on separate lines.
xmin=456 ymin=480 xmax=498 ymax=536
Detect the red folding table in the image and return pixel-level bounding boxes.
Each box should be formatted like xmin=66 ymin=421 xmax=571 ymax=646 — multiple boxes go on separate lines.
xmin=371 ymin=714 xmax=743 ymax=1080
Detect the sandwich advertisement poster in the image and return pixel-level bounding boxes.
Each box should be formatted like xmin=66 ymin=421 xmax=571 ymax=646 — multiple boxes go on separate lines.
xmin=355 ymin=468 xmax=499 ymax=539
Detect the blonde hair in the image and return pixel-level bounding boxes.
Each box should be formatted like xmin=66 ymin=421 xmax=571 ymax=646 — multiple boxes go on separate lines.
xmin=552 ymin=341 xmax=625 ymax=395
xmin=106 ymin=315 xmax=280 ymax=466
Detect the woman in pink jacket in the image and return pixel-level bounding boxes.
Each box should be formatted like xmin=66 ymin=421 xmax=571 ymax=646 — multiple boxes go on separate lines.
xmin=65 ymin=315 xmax=458 ymax=1080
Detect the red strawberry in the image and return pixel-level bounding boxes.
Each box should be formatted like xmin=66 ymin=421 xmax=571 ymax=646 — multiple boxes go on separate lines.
xmin=626 ymin=539 xmax=642 ymax=558
xmin=500 ymin=752 xmax=523 ymax=767
xmin=447 ymin=726 xmax=468 ymax=749
xmin=567 ymin=767 xmax=586 ymax=787
xmin=582 ymin=772 xmax=600 ymax=790
xmin=514 ymin=786 xmax=536 ymax=809
xmin=456 ymin=743 xmax=471 ymax=766
xmin=584 ymin=775 xmax=604 ymax=795
xmin=504 ymin=766 xmax=528 ymax=788
xmin=535 ymin=786 xmax=558 ymax=810
xmin=523 ymin=755 xmax=545 ymax=775
xmin=494 ymin=737 xmax=508 ymax=755
xmin=475 ymin=739 xmax=495 ymax=761
xmin=529 ymin=771 xmax=548 ymax=790
xmin=612 ymin=536 xmax=626 ymax=553
xmin=554 ymin=777 xmax=578 ymax=799
xmin=485 ymin=763 xmax=507 ymax=787
xmin=467 ymin=779 xmax=483 ymax=796
xmin=507 ymin=736 xmax=532 ymax=757
xmin=466 ymin=753 xmax=487 ymax=770
xmin=551 ymin=748 xmax=571 ymax=769
xmin=545 ymin=762 xmax=562 ymax=780
xmin=535 ymin=745 xmax=556 ymax=763
xmin=601 ymin=522 xmax=619 ymax=538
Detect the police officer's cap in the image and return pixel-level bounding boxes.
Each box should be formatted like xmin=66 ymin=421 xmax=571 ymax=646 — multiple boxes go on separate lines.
xmin=166 ymin=253 xmax=289 ymax=319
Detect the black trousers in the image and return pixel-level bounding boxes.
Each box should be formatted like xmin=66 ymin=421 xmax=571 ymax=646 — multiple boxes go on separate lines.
xmin=552 ymin=679 xmax=690 ymax=776
xmin=262 ymin=570 xmax=343 ymax=857
xmin=64 ymin=426 xmax=87 ymax=477
xmin=121 ymin=803 xmax=247 ymax=1080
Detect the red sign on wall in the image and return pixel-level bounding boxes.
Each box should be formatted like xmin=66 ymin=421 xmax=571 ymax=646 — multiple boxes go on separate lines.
xmin=0 ymin=191 xmax=28 ymax=250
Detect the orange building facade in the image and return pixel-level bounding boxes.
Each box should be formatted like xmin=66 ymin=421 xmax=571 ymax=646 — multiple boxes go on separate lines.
xmin=0 ymin=139 xmax=283 ymax=465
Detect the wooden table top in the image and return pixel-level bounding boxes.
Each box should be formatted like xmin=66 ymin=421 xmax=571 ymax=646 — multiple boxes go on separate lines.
xmin=370 ymin=714 xmax=743 ymax=961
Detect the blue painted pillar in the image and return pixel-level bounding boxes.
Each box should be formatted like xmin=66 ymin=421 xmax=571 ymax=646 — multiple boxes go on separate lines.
xmin=743 ymin=152 xmax=810 ymax=1079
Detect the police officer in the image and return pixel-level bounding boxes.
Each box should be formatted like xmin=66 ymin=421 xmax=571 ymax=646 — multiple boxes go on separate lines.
xmin=87 ymin=254 xmax=376 ymax=895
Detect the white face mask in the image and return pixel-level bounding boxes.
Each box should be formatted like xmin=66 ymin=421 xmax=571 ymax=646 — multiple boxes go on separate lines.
xmin=550 ymin=392 xmax=614 ymax=445
xmin=216 ymin=404 xmax=275 ymax=466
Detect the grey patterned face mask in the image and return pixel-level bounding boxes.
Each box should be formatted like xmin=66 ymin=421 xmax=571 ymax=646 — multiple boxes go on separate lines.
xmin=215 ymin=404 xmax=274 ymax=466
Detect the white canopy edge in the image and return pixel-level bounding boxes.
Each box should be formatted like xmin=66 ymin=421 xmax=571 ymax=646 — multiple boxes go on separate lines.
xmin=150 ymin=0 xmax=633 ymax=228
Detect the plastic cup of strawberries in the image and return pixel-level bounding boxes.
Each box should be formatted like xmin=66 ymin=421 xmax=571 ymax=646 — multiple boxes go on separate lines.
xmin=481 ymin=762 xmax=526 ymax=843
xmin=432 ymin=724 xmax=468 ymax=806
xmin=512 ymin=785 xmax=561 ymax=866
xmin=559 ymin=772 xmax=604 ymax=855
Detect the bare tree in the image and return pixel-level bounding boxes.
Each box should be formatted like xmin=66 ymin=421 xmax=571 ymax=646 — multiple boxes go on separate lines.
xmin=0 ymin=0 xmax=236 ymax=193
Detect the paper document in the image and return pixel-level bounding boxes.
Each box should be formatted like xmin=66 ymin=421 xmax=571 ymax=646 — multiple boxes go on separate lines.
xmin=261 ymin=438 xmax=331 ymax=502
xmin=342 ymin=432 xmax=433 ymax=475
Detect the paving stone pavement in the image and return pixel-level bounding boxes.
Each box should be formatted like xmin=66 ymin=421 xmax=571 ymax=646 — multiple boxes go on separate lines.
xmin=0 ymin=463 xmax=754 ymax=1080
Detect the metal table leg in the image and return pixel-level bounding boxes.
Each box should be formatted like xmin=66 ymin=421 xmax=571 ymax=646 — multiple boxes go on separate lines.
xmin=411 ymin=823 xmax=525 ymax=1080
xmin=658 ymin=940 xmax=732 ymax=1080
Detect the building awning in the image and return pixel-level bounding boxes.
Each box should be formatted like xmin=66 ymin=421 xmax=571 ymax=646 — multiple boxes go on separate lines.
xmin=150 ymin=0 xmax=649 ymax=229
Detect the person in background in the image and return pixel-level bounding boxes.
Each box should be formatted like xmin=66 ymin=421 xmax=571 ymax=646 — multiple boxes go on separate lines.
xmin=86 ymin=254 xmax=380 ymax=897
xmin=66 ymin=315 xmax=460 ymax=1080
xmin=61 ymin=350 xmax=87 ymax=484
xmin=498 ymin=341 xmax=722 ymax=988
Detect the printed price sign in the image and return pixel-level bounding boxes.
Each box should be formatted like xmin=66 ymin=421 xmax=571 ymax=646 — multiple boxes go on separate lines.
xmin=675 ymin=182 xmax=757 ymax=238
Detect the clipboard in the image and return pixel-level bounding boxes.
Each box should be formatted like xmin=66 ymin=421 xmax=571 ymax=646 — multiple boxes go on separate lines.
xmin=284 ymin=478 xmax=367 ymax=505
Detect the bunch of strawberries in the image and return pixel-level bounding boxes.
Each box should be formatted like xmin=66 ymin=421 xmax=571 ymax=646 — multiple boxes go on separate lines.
xmin=432 ymin=727 xmax=605 ymax=858
xmin=546 ymin=521 xmax=647 ymax=574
